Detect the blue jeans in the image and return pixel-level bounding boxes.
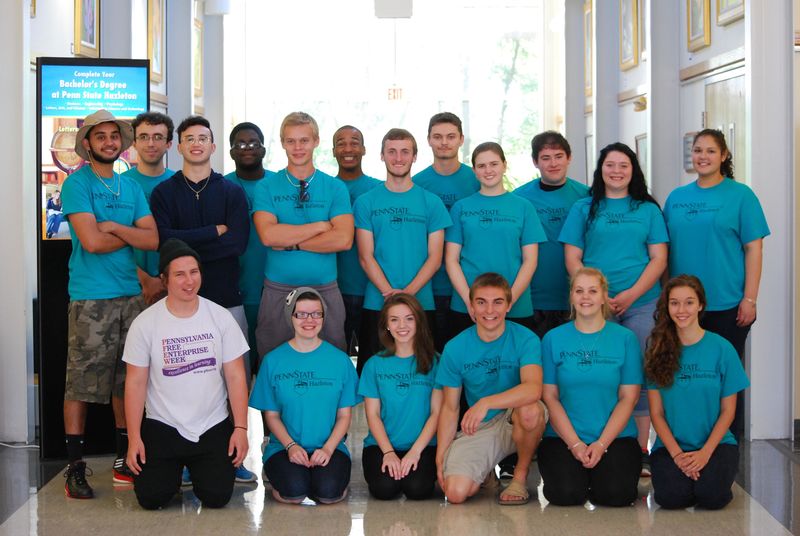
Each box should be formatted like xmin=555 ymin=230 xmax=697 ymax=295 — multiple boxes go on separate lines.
xmin=610 ymin=298 xmax=656 ymax=416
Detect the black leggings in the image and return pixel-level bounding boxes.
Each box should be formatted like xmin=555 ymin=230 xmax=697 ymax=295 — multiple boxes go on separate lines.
xmin=265 ymin=449 xmax=351 ymax=502
xmin=133 ymin=418 xmax=235 ymax=510
xmin=650 ymin=444 xmax=738 ymax=510
xmin=362 ymin=445 xmax=437 ymax=500
xmin=538 ymin=436 xmax=642 ymax=507
xmin=700 ymin=306 xmax=752 ymax=441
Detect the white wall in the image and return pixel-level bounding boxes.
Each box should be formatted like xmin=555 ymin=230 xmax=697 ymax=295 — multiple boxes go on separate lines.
xmin=0 ymin=1 xmax=34 ymax=442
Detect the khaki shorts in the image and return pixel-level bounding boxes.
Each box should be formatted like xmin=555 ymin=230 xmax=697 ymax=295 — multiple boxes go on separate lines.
xmin=443 ymin=401 xmax=549 ymax=484
xmin=64 ymin=295 xmax=144 ymax=403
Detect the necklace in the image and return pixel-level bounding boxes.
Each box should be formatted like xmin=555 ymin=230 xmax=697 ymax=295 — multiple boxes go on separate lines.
xmin=577 ymin=325 xmax=604 ymax=358
xmin=184 ymin=174 xmax=211 ymax=200
xmin=284 ymin=168 xmax=317 ymax=188
xmin=89 ymin=164 xmax=120 ymax=197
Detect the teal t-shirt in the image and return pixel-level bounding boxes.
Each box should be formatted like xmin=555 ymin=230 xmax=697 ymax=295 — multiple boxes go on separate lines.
xmin=353 ymin=184 xmax=452 ymax=311
xmin=649 ymin=332 xmax=749 ymax=452
xmin=446 ymin=192 xmax=546 ymax=317
xmin=542 ymin=321 xmax=643 ymax=442
xmin=358 ymin=355 xmax=440 ymax=450
xmin=336 ymin=174 xmax=382 ymax=296
xmin=413 ymin=164 xmax=479 ymax=296
xmin=436 ymin=322 xmax=542 ymax=422
xmin=61 ymin=165 xmax=151 ymax=300
xmin=224 ymin=169 xmax=277 ymax=305
xmin=252 ymin=169 xmax=351 ymax=286
xmin=121 ymin=167 xmax=175 ymax=277
xmin=663 ymin=179 xmax=770 ymax=311
xmin=249 ymin=340 xmax=360 ymax=462
xmin=514 ymin=178 xmax=590 ymax=310
xmin=559 ymin=197 xmax=669 ymax=308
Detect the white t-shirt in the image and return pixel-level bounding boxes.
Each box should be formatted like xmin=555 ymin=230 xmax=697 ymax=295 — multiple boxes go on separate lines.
xmin=123 ymin=297 xmax=249 ymax=442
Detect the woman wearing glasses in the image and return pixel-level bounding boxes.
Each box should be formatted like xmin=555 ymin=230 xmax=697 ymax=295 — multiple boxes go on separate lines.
xmin=249 ymin=287 xmax=359 ymax=504
xmin=359 ymin=293 xmax=441 ymax=500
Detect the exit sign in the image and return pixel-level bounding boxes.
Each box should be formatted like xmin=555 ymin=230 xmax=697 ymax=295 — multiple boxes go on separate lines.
xmin=388 ymin=87 xmax=403 ymax=101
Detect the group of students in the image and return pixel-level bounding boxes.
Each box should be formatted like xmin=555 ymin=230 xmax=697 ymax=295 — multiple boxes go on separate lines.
xmin=58 ymin=106 xmax=768 ymax=513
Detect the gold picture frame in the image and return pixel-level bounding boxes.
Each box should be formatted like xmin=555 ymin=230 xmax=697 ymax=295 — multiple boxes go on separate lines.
xmin=584 ymin=0 xmax=592 ymax=96
xmin=619 ymin=0 xmax=639 ymax=71
xmin=687 ymin=0 xmax=711 ymax=52
xmin=147 ymin=0 xmax=165 ymax=83
xmin=716 ymin=0 xmax=744 ymax=26
xmin=193 ymin=18 xmax=203 ymax=98
xmin=74 ymin=0 xmax=100 ymax=58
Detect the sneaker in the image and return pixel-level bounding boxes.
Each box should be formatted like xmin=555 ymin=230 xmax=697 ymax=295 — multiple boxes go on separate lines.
xmin=498 ymin=463 xmax=515 ymax=480
xmin=112 ymin=457 xmax=134 ymax=484
xmin=641 ymin=450 xmax=652 ymax=478
xmin=181 ymin=467 xmax=192 ymax=486
xmin=235 ymin=464 xmax=257 ymax=483
xmin=64 ymin=461 xmax=94 ymax=499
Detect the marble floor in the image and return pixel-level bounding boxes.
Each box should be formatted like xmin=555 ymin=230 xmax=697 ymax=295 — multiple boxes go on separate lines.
xmin=1 ymin=407 xmax=797 ymax=536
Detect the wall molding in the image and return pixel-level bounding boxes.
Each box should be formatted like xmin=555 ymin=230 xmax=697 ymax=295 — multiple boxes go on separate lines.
xmin=679 ymin=46 xmax=745 ymax=82
xmin=617 ymin=84 xmax=648 ymax=103
xmin=150 ymin=91 xmax=168 ymax=106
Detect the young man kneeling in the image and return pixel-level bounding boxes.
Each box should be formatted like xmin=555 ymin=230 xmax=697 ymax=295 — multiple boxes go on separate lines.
xmin=435 ymin=273 xmax=547 ymax=505
xmin=123 ymin=239 xmax=250 ymax=509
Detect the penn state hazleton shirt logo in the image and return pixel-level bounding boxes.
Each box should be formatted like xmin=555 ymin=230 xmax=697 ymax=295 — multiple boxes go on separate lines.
xmin=670 ymin=201 xmax=717 ymax=222
xmin=371 ymin=207 xmax=426 ymax=231
xmin=675 ymin=363 xmax=717 ymax=388
xmin=463 ymin=355 xmax=514 ymax=377
xmin=161 ymin=333 xmax=217 ymax=376
xmin=537 ymin=206 xmax=568 ymax=226
xmin=375 ymin=371 xmax=432 ymax=398
xmin=273 ymin=370 xmax=335 ymax=397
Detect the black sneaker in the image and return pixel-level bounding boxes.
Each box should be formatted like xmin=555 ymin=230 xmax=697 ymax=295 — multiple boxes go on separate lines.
xmin=498 ymin=464 xmax=515 ymax=480
xmin=112 ymin=457 xmax=134 ymax=484
xmin=64 ymin=461 xmax=94 ymax=499
xmin=640 ymin=450 xmax=652 ymax=478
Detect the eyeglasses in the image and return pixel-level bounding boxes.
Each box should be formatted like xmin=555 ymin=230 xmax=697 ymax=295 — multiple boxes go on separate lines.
xmin=233 ymin=141 xmax=263 ymax=151
xmin=292 ymin=311 xmax=324 ymax=319
xmin=136 ymin=134 xmax=167 ymax=142
xmin=182 ymin=135 xmax=212 ymax=145
xmin=298 ymin=180 xmax=310 ymax=203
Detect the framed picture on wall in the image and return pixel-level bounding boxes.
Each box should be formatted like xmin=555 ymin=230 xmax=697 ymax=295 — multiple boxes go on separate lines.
xmin=635 ymin=133 xmax=648 ymax=176
xmin=683 ymin=132 xmax=698 ymax=172
xmin=687 ymin=0 xmax=711 ymax=52
xmin=716 ymin=0 xmax=744 ymax=26
xmin=639 ymin=0 xmax=647 ymax=61
xmin=584 ymin=135 xmax=594 ymax=184
xmin=148 ymin=0 xmax=165 ymax=83
xmin=619 ymin=0 xmax=639 ymax=71
xmin=73 ymin=0 xmax=100 ymax=58
xmin=193 ymin=18 xmax=203 ymax=97
xmin=584 ymin=0 xmax=592 ymax=96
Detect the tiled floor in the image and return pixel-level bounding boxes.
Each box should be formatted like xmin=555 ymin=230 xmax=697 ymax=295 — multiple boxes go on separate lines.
xmin=0 ymin=408 xmax=796 ymax=535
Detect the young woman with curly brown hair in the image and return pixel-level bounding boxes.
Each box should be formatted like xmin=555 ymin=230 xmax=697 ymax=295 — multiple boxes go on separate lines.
xmin=645 ymin=275 xmax=749 ymax=510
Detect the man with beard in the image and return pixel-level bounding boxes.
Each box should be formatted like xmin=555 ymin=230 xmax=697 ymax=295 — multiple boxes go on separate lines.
xmin=252 ymin=112 xmax=353 ymax=358
xmin=123 ymin=112 xmax=176 ymax=306
xmin=61 ymin=109 xmax=159 ymax=497
xmin=224 ymin=122 xmax=276 ymax=375
xmin=353 ymin=128 xmax=451 ymax=374
xmin=150 ymin=116 xmax=255 ymax=483
xmin=332 ymin=125 xmax=381 ymax=356
xmin=413 ymin=113 xmax=479 ymax=351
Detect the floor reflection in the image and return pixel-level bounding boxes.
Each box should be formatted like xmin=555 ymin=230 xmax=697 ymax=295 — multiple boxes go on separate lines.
xmin=0 ymin=408 xmax=796 ymax=535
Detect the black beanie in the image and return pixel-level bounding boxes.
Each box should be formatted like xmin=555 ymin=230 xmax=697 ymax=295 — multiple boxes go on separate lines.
xmin=158 ymin=239 xmax=201 ymax=275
